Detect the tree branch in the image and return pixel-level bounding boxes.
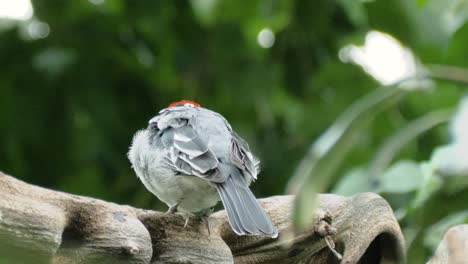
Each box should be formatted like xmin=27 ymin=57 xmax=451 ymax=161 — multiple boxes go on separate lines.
xmin=428 ymin=225 xmax=468 ymax=264
xmin=0 ymin=172 xmax=404 ymax=263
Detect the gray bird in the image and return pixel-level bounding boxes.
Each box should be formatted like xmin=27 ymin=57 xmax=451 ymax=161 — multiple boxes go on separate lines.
xmin=128 ymin=100 xmax=278 ymax=237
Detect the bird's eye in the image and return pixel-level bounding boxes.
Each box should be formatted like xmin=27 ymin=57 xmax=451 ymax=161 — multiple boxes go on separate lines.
xmin=185 ymin=103 xmax=194 ymax=107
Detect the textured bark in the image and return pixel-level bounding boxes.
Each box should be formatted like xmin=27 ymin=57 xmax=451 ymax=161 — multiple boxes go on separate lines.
xmin=427 ymin=224 xmax=468 ymax=264
xmin=0 ymin=172 xmax=405 ymax=263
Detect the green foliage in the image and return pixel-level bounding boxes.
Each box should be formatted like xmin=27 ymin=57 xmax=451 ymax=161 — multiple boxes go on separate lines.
xmin=328 ymin=97 xmax=468 ymax=262
xmin=1 ymin=0 xmax=468 ymax=262
xmin=289 ymin=86 xmax=408 ymax=230
xmin=0 ymin=0 xmax=369 ymax=208
xmin=377 ymin=160 xmax=424 ymax=193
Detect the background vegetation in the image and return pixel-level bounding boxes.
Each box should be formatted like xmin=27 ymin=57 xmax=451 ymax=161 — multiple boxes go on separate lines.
xmin=1 ymin=0 xmax=468 ymax=262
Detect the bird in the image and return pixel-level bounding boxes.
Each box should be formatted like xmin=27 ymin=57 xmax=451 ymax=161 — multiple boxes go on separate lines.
xmin=128 ymin=100 xmax=278 ymax=238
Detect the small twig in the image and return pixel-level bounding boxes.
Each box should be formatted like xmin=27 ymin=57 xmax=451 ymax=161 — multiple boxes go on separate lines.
xmin=314 ymin=211 xmax=342 ymax=261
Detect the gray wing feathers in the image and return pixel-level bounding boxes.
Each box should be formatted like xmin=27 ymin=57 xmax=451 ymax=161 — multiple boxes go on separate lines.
xmin=173 ymin=125 xmax=209 ymax=156
xmin=159 ymin=120 xmax=226 ymax=182
xmin=216 ymin=167 xmax=278 ymax=237
xmin=231 ymin=131 xmax=259 ymax=180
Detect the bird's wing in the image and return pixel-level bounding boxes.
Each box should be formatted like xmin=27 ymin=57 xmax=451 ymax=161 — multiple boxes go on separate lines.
xmin=154 ymin=112 xmax=226 ymax=183
xmin=230 ymin=131 xmax=260 ymax=180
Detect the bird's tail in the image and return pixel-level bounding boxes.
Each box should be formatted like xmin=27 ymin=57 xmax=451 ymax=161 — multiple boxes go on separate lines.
xmin=215 ymin=168 xmax=278 ymax=238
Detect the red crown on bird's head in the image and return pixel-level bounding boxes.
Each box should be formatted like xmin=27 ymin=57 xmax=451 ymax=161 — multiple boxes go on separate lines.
xmin=168 ymin=100 xmax=201 ymax=108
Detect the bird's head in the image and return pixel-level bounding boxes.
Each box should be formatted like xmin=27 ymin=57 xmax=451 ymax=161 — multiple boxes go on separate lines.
xmin=168 ymin=100 xmax=200 ymax=108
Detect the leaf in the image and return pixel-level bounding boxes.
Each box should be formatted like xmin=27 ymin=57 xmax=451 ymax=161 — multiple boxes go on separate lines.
xmin=409 ymin=0 xmax=468 ymax=48
xmin=335 ymin=0 xmax=368 ymax=27
xmin=367 ymin=0 xmax=468 ymax=56
xmin=432 ymin=143 xmax=468 ymax=194
xmin=416 ymin=0 xmax=429 ymax=7
xmin=332 ymin=167 xmax=370 ymax=196
xmin=288 ymin=85 xmax=409 ymax=231
xmin=431 ymin=143 xmax=468 ymax=177
xmin=375 ymin=160 xmax=424 ymax=193
xmin=449 ymin=95 xmax=468 ymax=142
xmin=368 ymin=108 xmax=453 ymax=178
xmin=411 ymin=162 xmax=443 ymax=209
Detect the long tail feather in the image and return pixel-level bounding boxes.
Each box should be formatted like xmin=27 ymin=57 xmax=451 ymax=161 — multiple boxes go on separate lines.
xmin=216 ymin=168 xmax=278 ymax=238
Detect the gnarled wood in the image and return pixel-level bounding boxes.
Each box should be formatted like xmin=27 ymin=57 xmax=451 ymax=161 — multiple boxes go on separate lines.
xmin=0 ymin=172 xmax=405 ymax=263
xmin=428 ymin=224 xmax=468 ymax=264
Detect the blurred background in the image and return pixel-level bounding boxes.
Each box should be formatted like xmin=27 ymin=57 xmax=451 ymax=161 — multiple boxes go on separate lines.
xmin=1 ymin=0 xmax=468 ymax=262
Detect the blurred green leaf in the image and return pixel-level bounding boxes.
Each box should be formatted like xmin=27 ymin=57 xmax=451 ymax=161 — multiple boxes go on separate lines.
xmin=441 ymin=173 xmax=468 ymax=194
xmin=411 ymin=162 xmax=442 ymax=209
xmin=289 ymin=85 xmax=408 ymax=230
xmin=366 ymin=0 xmax=468 ymax=60
xmin=431 ymin=144 xmax=468 ymax=177
xmin=336 ymin=0 xmax=368 ymax=27
xmin=368 ymin=108 xmax=453 ymax=178
xmin=411 ymin=0 xmax=468 ymax=49
xmin=446 ymin=23 xmax=468 ymax=66
xmin=376 ymin=160 xmax=423 ymax=193
xmin=332 ymin=166 xmax=370 ymax=196
xmin=416 ymin=0 xmax=429 ymax=7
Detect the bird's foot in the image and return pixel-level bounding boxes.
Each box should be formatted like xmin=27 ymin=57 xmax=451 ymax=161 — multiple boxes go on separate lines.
xmin=192 ymin=207 xmax=214 ymax=235
xmin=177 ymin=208 xmax=213 ymax=235
xmin=175 ymin=212 xmax=194 ymax=229
xmin=201 ymin=216 xmax=211 ymax=236
xmin=165 ymin=203 xmax=179 ymax=215
xmin=183 ymin=214 xmax=190 ymax=228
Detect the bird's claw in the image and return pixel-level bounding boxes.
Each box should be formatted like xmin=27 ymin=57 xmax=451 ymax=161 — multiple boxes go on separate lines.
xmin=165 ymin=203 xmax=179 ymax=214
xmin=178 ymin=212 xmax=211 ymax=235
xmin=201 ymin=216 xmax=211 ymax=235
xmin=183 ymin=214 xmax=190 ymax=228
xmin=166 ymin=204 xmax=212 ymax=235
